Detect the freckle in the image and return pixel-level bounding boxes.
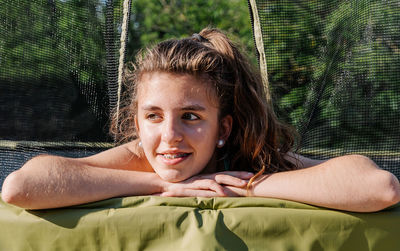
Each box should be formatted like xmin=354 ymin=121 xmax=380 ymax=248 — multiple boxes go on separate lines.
xmin=191 ymin=87 xmax=200 ymax=94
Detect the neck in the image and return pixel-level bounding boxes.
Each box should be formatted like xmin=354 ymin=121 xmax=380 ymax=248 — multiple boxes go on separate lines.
xmin=200 ymin=152 xmax=218 ymax=174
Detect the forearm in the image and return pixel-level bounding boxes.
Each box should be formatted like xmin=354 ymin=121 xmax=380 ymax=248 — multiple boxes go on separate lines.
xmin=1 ymin=155 xmax=163 ymax=209
xmin=232 ymin=155 xmax=400 ymax=212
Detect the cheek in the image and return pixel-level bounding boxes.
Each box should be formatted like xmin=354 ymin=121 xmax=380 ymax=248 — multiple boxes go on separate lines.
xmin=187 ymin=126 xmax=207 ymax=140
xmin=187 ymin=123 xmax=218 ymax=147
xmin=138 ymin=121 xmax=160 ymax=149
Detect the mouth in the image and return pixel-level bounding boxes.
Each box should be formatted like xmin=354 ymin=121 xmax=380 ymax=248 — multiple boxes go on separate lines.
xmin=161 ymin=153 xmax=191 ymax=159
xmin=157 ymin=152 xmax=192 ymax=165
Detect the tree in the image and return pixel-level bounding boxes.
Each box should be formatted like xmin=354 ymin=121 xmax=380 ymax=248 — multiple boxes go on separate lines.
xmin=258 ymin=0 xmax=400 ymax=152
xmin=126 ymin=0 xmax=255 ymax=63
xmin=0 ymin=0 xmax=110 ymax=141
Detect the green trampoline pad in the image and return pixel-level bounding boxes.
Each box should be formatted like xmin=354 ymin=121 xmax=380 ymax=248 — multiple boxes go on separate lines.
xmin=0 ymin=196 xmax=399 ymax=250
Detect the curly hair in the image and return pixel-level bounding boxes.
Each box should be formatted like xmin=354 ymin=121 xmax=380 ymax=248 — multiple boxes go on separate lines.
xmin=110 ymin=27 xmax=298 ymax=179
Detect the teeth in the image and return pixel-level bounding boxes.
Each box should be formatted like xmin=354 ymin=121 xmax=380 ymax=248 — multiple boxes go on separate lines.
xmin=162 ymin=153 xmax=189 ymax=159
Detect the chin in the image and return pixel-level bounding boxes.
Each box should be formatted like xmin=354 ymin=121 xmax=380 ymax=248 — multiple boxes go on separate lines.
xmin=157 ymin=170 xmax=188 ymax=183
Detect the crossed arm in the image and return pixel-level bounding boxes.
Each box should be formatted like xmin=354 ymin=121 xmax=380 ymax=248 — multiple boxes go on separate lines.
xmin=2 ymin=141 xmax=400 ymax=212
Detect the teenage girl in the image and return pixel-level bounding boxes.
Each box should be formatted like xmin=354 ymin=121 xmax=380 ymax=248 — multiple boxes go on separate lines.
xmin=2 ymin=28 xmax=399 ymax=211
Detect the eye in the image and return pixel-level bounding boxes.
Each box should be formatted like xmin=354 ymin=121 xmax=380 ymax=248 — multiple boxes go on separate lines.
xmin=182 ymin=112 xmax=200 ymax=121
xmin=146 ymin=113 xmax=162 ymax=121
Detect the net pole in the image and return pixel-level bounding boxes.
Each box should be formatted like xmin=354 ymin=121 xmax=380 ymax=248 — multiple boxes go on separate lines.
xmin=116 ymin=0 xmax=132 ymax=136
xmin=248 ymin=0 xmax=271 ymax=103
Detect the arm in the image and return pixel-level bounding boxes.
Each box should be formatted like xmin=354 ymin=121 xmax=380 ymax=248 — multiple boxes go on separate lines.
xmin=1 ymin=141 xmax=251 ymax=209
xmin=1 ymin=141 xmax=164 ymax=209
xmin=229 ymin=154 xmax=400 ymax=212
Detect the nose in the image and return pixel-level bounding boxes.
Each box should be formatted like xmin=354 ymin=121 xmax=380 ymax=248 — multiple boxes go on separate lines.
xmin=161 ymin=117 xmax=183 ymax=145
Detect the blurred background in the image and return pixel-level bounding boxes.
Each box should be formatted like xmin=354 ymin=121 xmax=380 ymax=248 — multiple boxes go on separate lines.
xmin=0 ymin=0 xmax=254 ymax=143
xmin=0 ymin=0 xmax=399 ymax=181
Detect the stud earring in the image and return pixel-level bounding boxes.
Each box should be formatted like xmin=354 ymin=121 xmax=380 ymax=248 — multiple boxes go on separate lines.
xmin=217 ymin=139 xmax=225 ymax=147
xmin=138 ymin=141 xmax=142 ymax=148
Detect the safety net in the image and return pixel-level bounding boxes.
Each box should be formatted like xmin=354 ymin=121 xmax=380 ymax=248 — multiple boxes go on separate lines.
xmin=1 ymin=2 xmax=399 ymax=249
xmin=0 ymin=0 xmax=129 ymax=184
xmin=1 ymin=0 xmax=399 ymax=186
xmin=248 ymin=0 xmax=400 ymax=178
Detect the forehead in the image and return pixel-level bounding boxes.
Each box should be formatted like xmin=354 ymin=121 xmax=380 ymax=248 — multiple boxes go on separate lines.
xmin=137 ymin=72 xmax=218 ymax=107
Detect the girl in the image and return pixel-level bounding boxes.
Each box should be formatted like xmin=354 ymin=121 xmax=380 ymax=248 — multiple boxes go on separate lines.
xmin=2 ymin=28 xmax=399 ymax=211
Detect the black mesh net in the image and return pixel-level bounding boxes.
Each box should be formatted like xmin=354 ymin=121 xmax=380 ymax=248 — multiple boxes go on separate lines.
xmin=0 ymin=0 xmax=127 ymax=185
xmin=250 ymin=0 xmax=400 ymax=178
xmin=1 ymin=0 xmax=399 ymax=187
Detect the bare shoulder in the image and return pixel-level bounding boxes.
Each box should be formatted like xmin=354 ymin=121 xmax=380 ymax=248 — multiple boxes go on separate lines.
xmin=284 ymin=152 xmax=326 ymax=169
xmin=80 ymin=139 xmax=152 ymax=172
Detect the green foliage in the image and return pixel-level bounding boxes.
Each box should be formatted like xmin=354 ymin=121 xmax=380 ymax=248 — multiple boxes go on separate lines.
xmin=0 ymin=0 xmax=253 ymax=91
xmin=0 ymin=0 xmax=106 ymax=85
xmin=126 ymin=0 xmax=254 ymax=63
xmin=261 ymin=0 xmax=400 ymax=151
xmin=0 ymin=0 xmax=111 ymax=141
xmin=1 ymin=0 xmax=398 ymax=151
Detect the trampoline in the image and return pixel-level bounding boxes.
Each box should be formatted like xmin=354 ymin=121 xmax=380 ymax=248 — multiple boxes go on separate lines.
xmin=0 ymin=0 xmax=399 ymax=250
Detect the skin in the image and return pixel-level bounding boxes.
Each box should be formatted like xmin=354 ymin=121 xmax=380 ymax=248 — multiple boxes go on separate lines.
xmin=1 ymin=72 xmax=400 ymax=211
xmin=135 ymin=72 xmax=232 ymax=182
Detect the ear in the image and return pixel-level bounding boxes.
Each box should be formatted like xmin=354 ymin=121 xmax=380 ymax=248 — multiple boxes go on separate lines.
xmin=134 ymin=115 xmax=140 ymax=134
xmin=219 ymin=115 xmax=233 ymax=142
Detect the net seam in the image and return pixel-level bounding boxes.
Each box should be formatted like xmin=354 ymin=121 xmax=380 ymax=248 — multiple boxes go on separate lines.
xmin=248 ymin=0 xmax=270 ymax=103
xmin=116 ymin=0 xmax=131 ymax=134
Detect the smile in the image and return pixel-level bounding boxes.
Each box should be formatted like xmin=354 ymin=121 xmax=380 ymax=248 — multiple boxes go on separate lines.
xmin=161 ymin=153 xmax=190 ymax=159
xmin=158 ymin=152 xmax=192 ymax=165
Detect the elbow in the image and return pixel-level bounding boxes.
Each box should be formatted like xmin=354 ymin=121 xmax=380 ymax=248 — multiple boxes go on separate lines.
xmin=1 ymin=169 xmax=37 ymax=209
xmin=1 ymin=171 xmax=26 ymax=206
xmin=353 ymin=154 xmax=400 ymax=207
xmin=2 ymin=155 xmax=56 ymax=209
xmin=382 ymin=171 xmax=400 ymax=207
xmin=373 ymin=170 xmax=400 ymax=211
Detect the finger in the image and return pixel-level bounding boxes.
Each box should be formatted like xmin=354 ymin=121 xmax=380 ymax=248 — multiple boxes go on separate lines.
xmin=161 ymin=189 xmax=221 ymax=197
xmin=224 ymin=186 xmax=247 ymax=197
xmin=214 ymin=174 xmax=247 ymax=187
xmin=217 ymin=171 xmax=254 ymax=179
xmin=192 ymin=179 xmax=227 ymax=196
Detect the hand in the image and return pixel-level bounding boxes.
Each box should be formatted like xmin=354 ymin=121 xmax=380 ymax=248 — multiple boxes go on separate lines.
xmin=160 ymin=171 xmax=254 ymax=197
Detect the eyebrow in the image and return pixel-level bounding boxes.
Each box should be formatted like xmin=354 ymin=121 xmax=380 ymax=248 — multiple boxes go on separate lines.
xmin=141 ymin=104 xmax=206 ymax=111
xmin=181 ymin=105 xmax=206 ymax=111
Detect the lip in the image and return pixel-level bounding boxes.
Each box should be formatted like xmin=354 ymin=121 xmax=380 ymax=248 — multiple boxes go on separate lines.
xmin=157 ymin=151 xmax=192 ymax=165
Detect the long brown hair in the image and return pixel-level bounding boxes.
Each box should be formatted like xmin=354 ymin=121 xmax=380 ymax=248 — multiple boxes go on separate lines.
xmin=111 ymin=27 xmax=298 ymax=178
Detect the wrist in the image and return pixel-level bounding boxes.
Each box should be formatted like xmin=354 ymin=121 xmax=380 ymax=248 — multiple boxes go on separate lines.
xmin=247 ymin=174 xmax=270 ymax=197
xmin=156 ymin=175 xmax=170 ymax=194
xmin=123 ymin=171 xmax=166 ymax=195
xmin=144 ymin=172 xmax=171 ymax=195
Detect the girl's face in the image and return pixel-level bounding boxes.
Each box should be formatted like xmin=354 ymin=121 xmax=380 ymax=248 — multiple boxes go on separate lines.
xmin=135 ymin=72 xmax=232 ymax=182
